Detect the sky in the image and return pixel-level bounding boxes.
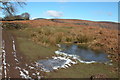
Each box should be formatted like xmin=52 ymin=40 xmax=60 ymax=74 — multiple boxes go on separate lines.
xmin=2 ymin=2 xmax=119 ymax=22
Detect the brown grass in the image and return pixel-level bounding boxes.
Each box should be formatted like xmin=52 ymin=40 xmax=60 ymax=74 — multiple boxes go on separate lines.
xmin=2 ymin=19 xmax=119 ymax=62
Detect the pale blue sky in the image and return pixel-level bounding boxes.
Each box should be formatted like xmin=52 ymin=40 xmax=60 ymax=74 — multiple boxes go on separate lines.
xmin=2 ymin=2 xmax=119 ymax=22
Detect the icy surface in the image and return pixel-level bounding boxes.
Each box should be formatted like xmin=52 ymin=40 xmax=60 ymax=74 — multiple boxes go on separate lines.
xmin=36 ymin=56 xmax=77 ymax=72
xmin=36 ymin=44 xmax=111 ymax=72
xmin=55 ymin=44 xmax=110 ymax=63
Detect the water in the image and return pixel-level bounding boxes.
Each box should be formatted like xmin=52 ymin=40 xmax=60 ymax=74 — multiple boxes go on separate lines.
xmin=60 ymin=44 xmax=110 ymax=63
xmin=37 ymin=58 xmax=66 ymax=72
xmin=37 ymin=44 xmax=110 ymax=72
xmin=37 ymin=56 xmax=77 ymax=72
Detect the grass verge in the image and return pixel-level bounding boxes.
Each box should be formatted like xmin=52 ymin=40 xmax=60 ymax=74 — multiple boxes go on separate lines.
xmin=45 ymin=63 xmax=118 ymax=78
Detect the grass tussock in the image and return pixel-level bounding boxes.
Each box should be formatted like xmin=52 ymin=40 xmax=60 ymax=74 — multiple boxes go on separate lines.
xmin=30 ymin=26 xmax=94 ymax=46
xmin=2 ymin=22 xmax=28 ymax=30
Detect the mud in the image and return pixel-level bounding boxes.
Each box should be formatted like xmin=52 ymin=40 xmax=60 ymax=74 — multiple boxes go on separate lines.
xmin=2 ymin=30 xmax=44 ymax=79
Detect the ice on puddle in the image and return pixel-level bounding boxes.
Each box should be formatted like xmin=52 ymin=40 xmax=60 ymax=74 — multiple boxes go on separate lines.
xmin=55 ymin=50 xmax=97 ymax=64
xmin=36 ymin=56 xmax=77 ymax=72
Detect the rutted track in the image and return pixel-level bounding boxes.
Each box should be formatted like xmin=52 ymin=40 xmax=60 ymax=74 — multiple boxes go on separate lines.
xmin=2 ymin=30 xmax=43 ymax=79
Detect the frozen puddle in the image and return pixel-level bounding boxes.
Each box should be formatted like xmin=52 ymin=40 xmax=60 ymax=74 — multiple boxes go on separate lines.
xmin=36 ymin=56 xmax=77 ymax=72
xmin=35 ymin=44 xmax=111 ymax=72
xmin=55 ymin=44 xmax=110 ymax=64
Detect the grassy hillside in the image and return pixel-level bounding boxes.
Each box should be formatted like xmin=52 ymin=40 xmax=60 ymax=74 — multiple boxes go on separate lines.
xmin=2 ymin=19 xmax=118 ymax=61
xmin=1 ymin=19 xmax=119 ymax=78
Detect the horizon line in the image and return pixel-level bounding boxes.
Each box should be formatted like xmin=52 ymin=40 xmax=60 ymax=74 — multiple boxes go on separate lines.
xmin=30 ymin=18 xmax=118 ymax=23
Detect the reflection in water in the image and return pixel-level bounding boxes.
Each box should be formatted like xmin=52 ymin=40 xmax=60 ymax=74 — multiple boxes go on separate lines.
xmin=60 ymin=44 xmax=110 ymax=63
xmin=37 ymin=44 xmax=110 ymax=72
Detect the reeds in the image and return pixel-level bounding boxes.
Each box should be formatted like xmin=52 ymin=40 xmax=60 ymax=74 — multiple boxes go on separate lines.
xmin=31 ymin=26 xmax=94 ymax=46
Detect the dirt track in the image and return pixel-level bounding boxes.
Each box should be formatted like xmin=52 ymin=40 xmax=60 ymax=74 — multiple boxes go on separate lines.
xmin=2 ymin=30 xmax=20 ymax=78
xmin=2 ymin=30 xmax=43 ymax=79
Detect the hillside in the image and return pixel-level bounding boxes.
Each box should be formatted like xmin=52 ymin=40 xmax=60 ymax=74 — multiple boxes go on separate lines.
xmin=1 ymin=19 xmax=119 ymax=62
xmin=1 ymin=19 xmax=118 ymax=30
xmin=1 ymin=19 xmax=119 ymax=78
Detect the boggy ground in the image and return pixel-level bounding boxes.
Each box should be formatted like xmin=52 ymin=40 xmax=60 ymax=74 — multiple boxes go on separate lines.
xmin=2 ymin=30 xmax=45 ymax=79
xmin=4 ymin=19 xmax=118 ymax=62
xmin=1 ymin=19 xmax=119 ymax=78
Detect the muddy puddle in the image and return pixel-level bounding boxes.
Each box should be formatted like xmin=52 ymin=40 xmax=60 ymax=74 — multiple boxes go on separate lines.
xmin=36 ymin=44 xmax=111 ymax=72
xmin=56 ymin=44 xmax=110 ymax=63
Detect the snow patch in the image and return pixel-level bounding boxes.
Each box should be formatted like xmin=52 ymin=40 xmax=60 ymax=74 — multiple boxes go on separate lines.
xmin=28 ymin=66 xmax=35 ymax=69
xmin=20 ymin=70 xmax=32 ymax=79
xmin=2 ymin=45 xmax=7 ymax=78
xmin=16 ymin=66 xmax=32 ymax=79
xmin=23 ymin=69 xmax=29 ymax=75
xmin=36 ymin=56 xmax=77 ymax=72
xmin=55 ymin=50 xmax=96 ymax=64
xmin=15 ymin=66 xmax=21 ymax=70
xmin=12 ymin=40 xmax=16 ymax=52
xmin=15 ymin=58 xmax=19 ymax=62
xmin=32 ymin=73 xmax=36 ymax=76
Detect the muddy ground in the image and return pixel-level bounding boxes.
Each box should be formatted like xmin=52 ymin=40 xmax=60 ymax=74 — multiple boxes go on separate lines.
xmin=2 ymin=30 xmax=45 ymax=79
